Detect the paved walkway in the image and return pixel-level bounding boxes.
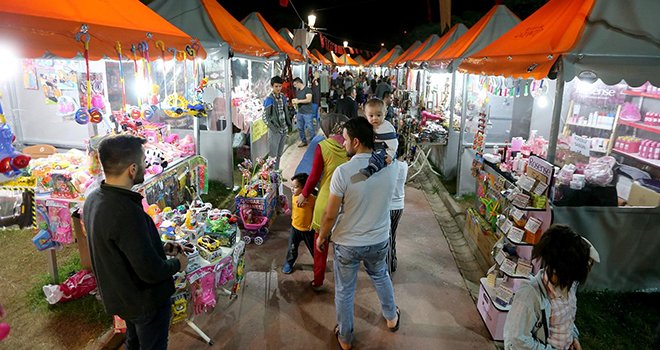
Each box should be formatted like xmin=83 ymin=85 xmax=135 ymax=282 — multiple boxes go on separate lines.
xmin=167 ymin=146 xmax=494 ymax=349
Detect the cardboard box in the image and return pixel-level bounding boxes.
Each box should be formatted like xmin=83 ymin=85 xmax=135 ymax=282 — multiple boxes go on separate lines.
xmin=627 ymin=181 xmax=660 ymax=207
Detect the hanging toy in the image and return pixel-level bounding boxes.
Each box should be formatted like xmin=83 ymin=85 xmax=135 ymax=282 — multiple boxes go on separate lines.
xmin=115 ymin=42 xmax=128 ymax=113
xmin=75 ymin=25 xmax=102 ymax=125
xmin=163 ymin=47 xmax=188 ymax=118
xmin=187 ymin=77 xmax=208 ymax=117
xmin=0 ymin=98 xmax=31 ymax=178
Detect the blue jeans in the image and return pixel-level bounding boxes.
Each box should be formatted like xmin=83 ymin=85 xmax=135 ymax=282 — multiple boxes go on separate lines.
xmin=312 ymin=103 xmax=319 ymax=120
xmin=124 ymin=301 xmax=172 ymax=350
xmin=334 ymin=240 xmax=397 ymax=344
xmin=297 ymin=113 xmax=315 ymax=144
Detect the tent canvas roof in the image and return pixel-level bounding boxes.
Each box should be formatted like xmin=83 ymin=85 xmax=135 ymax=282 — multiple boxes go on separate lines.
xmin=371 ymin=46 xmax=404 ymax=66
xmin=241 ymin=13 xmax=304 ymax=61
xmin=312 ymin=49 xmax=333 ymax=65
xmin=389 ymin=40 xmax=422 ymax=67
xmin=329 ymin=51 xmax=344 ymax=65
xmin=391 ymin=34 xmax=440 ymax=67
xmin=364 ymin=48 xmax=389 ymax=66
xmin=411 ymin=24 xmax=468 ymax=63
xmin=339 ymin=54 xmax=359 ymax=66
xmin=354 ymin=55 xmax=367 ymax=65
xmin=459 ymin=0 xmax=595 ymax=79
xmin=148 ymin=0 xmax=274 ymax=57
xmin=562 ymin=0 xmax=660 ymax=86
xmin=429 ymin=5 xmax=520 ymax=70
xmin=0 ymin=0 xmax=202 ymax=60
xmin=279 ymin=28 xmax=294 ymax=45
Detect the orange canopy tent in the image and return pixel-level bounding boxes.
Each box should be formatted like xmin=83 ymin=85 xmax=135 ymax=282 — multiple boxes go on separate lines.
xmin=388 ymin=41 xmax=422 ymax=68
xmin=354 ymin=56 xmax=367 ymax=65
xmin=410 ymin=24 xmax=467 ymax=65
xmin=428 ymin=5 xmax=520 ymax=70
xmin=148 ymin=0 xmax=275 ymax=58
xmin=371 ymin=46 xmax=404 ymax=67
xmin=339 ymin=54 xmax=360 ymax=66
xmin=391 ymin=34 xmax=439 ymax=67
xmin=312 ymin=49 xmax=333 ymax=65
xmin=241 ymin=13 xmax=305 ymax=62
xmin=279 ymin=28 xmax=294 ymax=45
xmin=329 ymin=51 xmax=344 ymax=66
xmin=0 ymin=0 xmax=204 ymax=60
xmin=459 ymin=0 xmax=595 ymax=79
xmin=364 ymin=48 xmax=389 ymax=66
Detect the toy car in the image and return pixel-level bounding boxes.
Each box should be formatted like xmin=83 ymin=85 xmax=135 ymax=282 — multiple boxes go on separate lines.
xmin=197 ymin=235 xmax=221 ymax=252
xmin=159 ymin=220 xmax=177 ymax=241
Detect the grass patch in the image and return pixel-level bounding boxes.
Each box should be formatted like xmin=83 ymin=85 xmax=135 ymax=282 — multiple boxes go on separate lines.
xmin=576 ymin=290 xmax=660 ymax=349
xmin=201 ymin=179 xmax=238 ymax=210
xmin=26 ymin=253 xmax=110 ymax=327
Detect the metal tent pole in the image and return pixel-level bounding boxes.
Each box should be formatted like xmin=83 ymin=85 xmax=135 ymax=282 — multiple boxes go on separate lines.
xmin=547 ymin=62 xmax=565 ymax=164
xmin=455 ymin=73 xmax=469 ymax=195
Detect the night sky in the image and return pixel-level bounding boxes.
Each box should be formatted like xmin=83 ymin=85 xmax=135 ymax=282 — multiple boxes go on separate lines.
xmin=218 ymin=0 xmax=545 ymax=56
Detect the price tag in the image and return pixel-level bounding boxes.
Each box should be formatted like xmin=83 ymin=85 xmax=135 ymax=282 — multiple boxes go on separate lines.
xmin=524 ymin=217 xmax=543 ymax=234
xmin=508 ymin=227 xmax=525 ymax=243
xmin=495 ymin=250 xmax=506 ymax=266
xmin=516 ymin=175 xmax=536 ymax=192
xmin=533 ymin=181 xmax=549 ymax=196
xmin=500 ymin=257 xmax=517 ymax=276
xmin=515 ymin=260 xmax=533 ymax=277
xmin=507 ymin=187 xmax=520 ymax=201
xmin=495 ymin=284 xmax=514 ymax=307
xmin=510 ymin=207 xmax=525 ymax=221
xmin=513 ymin=193 xmax=531 ymax=208
xmin=499 ymin=219 xmax=513 ymax=235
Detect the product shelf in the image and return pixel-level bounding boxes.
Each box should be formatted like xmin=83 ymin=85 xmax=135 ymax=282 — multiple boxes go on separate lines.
xmin=501 ymin=229 xmax=534 ymax=246
xmin=623 ymin=90 xmax=660 ymax=99
xmin=618 ymin=120 xmax=660 ymax=135
xmin=612 ymin=149 xmax=660 ymax=168
xmin=480 ymin=278 xmax=511 ymax=312
xmin=565 ymin=122 xmax=613 ymax=131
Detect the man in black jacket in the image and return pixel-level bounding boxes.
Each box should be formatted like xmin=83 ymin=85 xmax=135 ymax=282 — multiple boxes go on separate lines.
xmin=336 ymin=87 xmax=359 ymax=119
xmin=84 ymin=135 xmax=188 ymax=350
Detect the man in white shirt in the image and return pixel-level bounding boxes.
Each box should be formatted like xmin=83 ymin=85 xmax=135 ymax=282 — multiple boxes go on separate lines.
xmin=316 ymin=117 xmax=400 ymax=350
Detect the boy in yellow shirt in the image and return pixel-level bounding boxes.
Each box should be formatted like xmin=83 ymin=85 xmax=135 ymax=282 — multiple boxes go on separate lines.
xmin=283 ymin=173 xmax=316 ymax=274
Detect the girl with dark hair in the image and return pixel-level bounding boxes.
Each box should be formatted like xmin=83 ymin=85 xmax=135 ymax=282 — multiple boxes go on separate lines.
xmin=504 ymin=225 xmax=600 ymax=350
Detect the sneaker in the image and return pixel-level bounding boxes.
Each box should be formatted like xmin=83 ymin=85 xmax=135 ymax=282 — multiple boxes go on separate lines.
xmin=298 ymin=142 xmax=308 ymax=147
xmin=359 ymin=164 xmax=377 ymax=178
xmin=282 ymin=263 xmax=293 ymax=274
xmin=310 ymin=281 xmax=324 ymax=291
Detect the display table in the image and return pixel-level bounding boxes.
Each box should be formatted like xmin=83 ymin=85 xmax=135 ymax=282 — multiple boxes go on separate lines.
xmin=407 ymin=142 xmax=445 ymax=181
xmin=37 ymin=156 xmax=207 ymax=283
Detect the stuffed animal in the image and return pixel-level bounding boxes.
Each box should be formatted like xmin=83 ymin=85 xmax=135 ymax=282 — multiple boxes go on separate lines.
xmin=144 ymin=148 xmax=168 ymax=175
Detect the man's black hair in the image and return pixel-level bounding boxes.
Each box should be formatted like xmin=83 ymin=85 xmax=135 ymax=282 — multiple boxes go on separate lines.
xmin=346 ymin=87 xmax=355 ymax=96
xmin=383 ymin=91 xmax=392 ymax=99
xmin=343 ymin=117 xmax=374 ymax=150
xmin=293 ymin=77 xmax=303 ymax=84
xmin=270 ymin=76 xmax=284 ymax=86
xmin=532 ymin=224 xmax=591 ymax=290
xmin=98 ymin=134 xmax=146 ymax=177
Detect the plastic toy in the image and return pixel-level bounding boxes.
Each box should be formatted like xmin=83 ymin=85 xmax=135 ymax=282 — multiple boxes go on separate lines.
xmin=159 ymin=220 xmax=177 ymax=241
xmin=170 ymin=292 xmax=188 ymax=324
xmin=197 ymin=235 xmax=221 ymax=252
xmin=145 ymin=148 xmax=168 ymax=175
xmin=191 ymin=273 xmax=216 ymax=314
xmin=75 ymin=28 xmax=102 ymax=125
xmin=0 ymin=304 xmax=10 ymax=341
xmin=239 ymin=207 xmax=268 ymax=245
xmin=0 ymin=101 xmax=31 ymax=178
xmin=173 ymin=272 xmax=187 ymax=290
xmin=49 ymin=204 xmax=73 ymax=244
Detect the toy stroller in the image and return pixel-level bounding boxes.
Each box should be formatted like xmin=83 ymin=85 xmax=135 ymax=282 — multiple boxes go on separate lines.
xmin=239 ymin=207 xmax=269 ymax=245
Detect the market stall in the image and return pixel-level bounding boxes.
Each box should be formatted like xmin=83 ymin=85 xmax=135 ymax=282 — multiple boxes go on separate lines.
xmin=423 ymin=6 xmax=520 ymax=181
xmin=455 ymin=0 xmax=659 ymax=341
xmin=149 ymin=0 xmax=278 ymax=178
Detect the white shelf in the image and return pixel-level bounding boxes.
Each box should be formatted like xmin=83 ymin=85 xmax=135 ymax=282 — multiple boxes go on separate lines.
xmin=480 ymin=278 xmax=511 ymax=312
xmin=565 ymin=122 xmax=613 ymax=131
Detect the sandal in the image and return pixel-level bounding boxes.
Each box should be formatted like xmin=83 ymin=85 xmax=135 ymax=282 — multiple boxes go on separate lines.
xmin=334 ymin=324 xmax=352 ymax=350
xmin=387 ymin=307 xmax=400 ymax=332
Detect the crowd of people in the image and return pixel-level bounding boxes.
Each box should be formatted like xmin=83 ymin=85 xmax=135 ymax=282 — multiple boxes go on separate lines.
xmin=71 ymin=70 xmax=601 ymax=350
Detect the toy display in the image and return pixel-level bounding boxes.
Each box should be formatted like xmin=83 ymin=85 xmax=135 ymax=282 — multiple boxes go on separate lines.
xmin=235 ymin=158 xmax=280 ymax=244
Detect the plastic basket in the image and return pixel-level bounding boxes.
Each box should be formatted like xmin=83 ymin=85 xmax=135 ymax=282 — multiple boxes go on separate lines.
xmin=239 ymin=207 xmax=268 ymax=231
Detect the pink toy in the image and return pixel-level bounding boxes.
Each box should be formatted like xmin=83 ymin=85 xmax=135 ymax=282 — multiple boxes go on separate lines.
xmin=0 ymin=304 xmax=9 ymax=341
xmin=421 ymin=110 xmax=443 ymax=126
xmin=165 ymin=134 xmax=179 ymax=144
xmin=192 ymin=273 xmax=216 ymax=314
xmin=48 ymin=203 xmax=73 ymax=244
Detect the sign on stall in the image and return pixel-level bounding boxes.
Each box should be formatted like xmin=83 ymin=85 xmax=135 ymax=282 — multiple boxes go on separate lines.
xmin=571 ymin=135 xmax=591 ymax=157
xmin=251 ymin=119 xmax=268 ymax=142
